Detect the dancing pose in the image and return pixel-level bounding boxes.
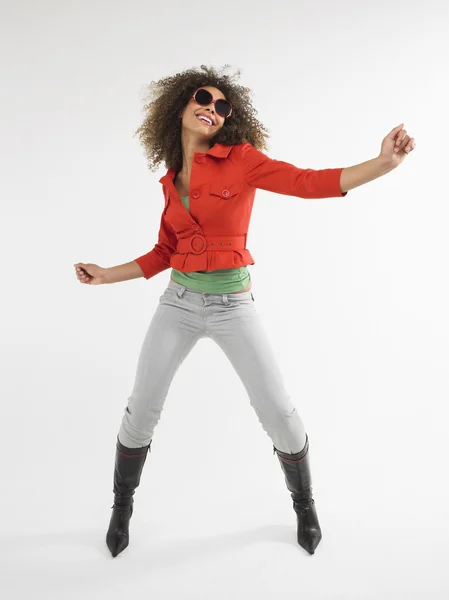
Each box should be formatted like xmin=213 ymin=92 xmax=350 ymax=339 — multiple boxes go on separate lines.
xmin=74 ymin=65 xmax=415 ymax=558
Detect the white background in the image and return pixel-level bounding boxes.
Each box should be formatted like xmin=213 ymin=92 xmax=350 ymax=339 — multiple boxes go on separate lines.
xmin=1 ymin=0 xmax=448 ymax=598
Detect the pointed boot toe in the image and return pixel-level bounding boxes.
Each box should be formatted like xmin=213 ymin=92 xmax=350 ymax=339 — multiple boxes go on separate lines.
xmin=298 ymin=532 xmax=321 ymax=555
xmin=106 ymin=502 xmax=133 ymax=557
xmin=295 ymin=500 xmax=322 ymax=554
xmin=107 ymin=531 xmax=129 ymax=558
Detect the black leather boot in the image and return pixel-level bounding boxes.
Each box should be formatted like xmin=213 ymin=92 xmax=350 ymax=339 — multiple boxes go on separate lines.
xmin=273 ymin=434 xmax=322 ymax=554
xmin=106 ymin=435 xmax=152 ymax=558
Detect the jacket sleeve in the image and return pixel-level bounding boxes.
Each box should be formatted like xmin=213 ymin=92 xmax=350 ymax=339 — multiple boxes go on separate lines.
xmin=133 ymin=210 xmax=178 ymax=280
xmin=239 ymin=142 xmax=348 ymax=199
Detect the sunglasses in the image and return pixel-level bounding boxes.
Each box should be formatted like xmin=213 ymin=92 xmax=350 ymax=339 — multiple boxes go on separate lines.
xmin=191 ymin=88 xmax=232 ymax=119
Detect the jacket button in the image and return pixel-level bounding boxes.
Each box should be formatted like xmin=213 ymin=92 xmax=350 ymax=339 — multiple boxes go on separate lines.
xmin=221 ymin=189 xmax=230 ymax=198
xmin=195 ymin=155 xmax=204 ymax=163
xmin=192 ymin=189 xmax=200 ymax=198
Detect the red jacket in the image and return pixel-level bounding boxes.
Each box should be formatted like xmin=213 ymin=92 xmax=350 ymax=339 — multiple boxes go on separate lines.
xmin=134 ymin=142 xmax=347 ymax=279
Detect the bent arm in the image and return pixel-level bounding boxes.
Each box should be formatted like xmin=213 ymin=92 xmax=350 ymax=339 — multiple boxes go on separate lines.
xmin=104 ymin=211 xmax=177 ymax=284
xmin=132 ymin=211 xmax=178 ymax=280
xmin=104 ymin=260 xmax=145 ymax=284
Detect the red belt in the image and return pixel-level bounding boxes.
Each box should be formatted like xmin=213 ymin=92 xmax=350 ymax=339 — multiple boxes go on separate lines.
xmin=176 ymin=234 xmax=247 ymax=255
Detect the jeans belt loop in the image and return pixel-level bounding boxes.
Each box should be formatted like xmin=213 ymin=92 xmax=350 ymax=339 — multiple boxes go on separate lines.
xmin=176 ymin=285 xmax=187 ymax=298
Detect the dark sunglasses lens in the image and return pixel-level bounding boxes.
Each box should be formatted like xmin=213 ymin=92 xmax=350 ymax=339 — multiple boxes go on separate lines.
xmin=215 ymin=99 xmax=231 ymax=117
xmin=195 ymin=88 xmax=213 ymax=105
xmin=194 ymin=89 xmax=231 ymax=118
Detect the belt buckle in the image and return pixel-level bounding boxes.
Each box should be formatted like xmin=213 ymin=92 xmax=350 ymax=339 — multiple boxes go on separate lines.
xmin=190 ymin=234 xmax=207 ymax=255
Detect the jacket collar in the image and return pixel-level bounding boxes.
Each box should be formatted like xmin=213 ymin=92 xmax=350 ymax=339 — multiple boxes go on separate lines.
xmin=159 ymin=143 xmax=234 ymax=185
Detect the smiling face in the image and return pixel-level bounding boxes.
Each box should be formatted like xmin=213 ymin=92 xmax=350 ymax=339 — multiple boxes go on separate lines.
xmin=179 ymin=86 xmax=227 ymax=140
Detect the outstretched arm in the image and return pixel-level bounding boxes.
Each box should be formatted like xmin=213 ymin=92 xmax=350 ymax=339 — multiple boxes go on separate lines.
xmin=340 ymin=156 xmax=392 ymax=194
xmin=239 ymin=142 xmax=347 ymax=198
xmin=240 ymin=123 xmax=415 ymax=197
xmin=340 ymin=123 xmax=416 ymax=193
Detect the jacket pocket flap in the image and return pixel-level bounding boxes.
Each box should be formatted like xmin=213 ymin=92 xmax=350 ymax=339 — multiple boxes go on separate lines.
xmin=209 ymin=182 xmax=241 ymax=199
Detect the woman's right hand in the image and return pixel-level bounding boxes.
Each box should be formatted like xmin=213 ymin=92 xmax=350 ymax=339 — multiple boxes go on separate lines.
xmin=74 ymin=262 xmax=108 ymax=285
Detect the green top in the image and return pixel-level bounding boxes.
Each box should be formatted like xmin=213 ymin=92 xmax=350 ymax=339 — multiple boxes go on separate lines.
xmin=170 ymin=195 xmax=251 ymax=293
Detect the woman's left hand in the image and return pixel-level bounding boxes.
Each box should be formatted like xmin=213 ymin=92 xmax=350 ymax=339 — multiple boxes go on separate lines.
xmin=379 ymin=123 xmax=416 ymax=169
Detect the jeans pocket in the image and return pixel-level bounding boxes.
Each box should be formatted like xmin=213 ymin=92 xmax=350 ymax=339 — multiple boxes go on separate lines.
xmin=159 ymin=288 xmax=177 ymax=303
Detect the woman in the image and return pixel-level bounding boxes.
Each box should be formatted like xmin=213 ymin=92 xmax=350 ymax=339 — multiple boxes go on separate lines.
xmin=74 ymin=65 xmax=415 ymax=558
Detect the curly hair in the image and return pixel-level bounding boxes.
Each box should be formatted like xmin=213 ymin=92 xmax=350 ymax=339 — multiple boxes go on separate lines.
xmin=133 ymin=64 xmax=270 ymax=172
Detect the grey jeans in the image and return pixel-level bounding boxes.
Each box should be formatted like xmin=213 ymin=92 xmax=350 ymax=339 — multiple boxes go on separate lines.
xmin=117 ymin=279 xmax=307 ymax=454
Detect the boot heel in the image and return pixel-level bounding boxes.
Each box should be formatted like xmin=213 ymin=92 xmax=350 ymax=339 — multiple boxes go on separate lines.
xmin=106 ymin=435 xmax=151 ymax=558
